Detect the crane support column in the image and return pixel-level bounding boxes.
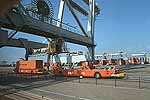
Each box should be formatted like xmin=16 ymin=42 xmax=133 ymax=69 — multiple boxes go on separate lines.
xmin=87 ymin=0 xmax=96 ymax=61
xmin=57 ymin=0 xmax=65 ymax=27
xmin=47 ymin=0 xmax=65 ymax=67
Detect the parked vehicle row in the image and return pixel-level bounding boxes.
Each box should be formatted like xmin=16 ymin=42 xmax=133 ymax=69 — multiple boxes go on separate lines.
xmin=15 ymin=60 xmax=125 ymax=78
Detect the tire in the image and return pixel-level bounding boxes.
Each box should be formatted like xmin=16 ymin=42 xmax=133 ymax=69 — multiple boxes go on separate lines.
xmin=94 ymin=72 xmax=101 ymax=79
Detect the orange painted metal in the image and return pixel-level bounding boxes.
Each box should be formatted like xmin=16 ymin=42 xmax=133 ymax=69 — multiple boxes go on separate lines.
xmin=128 ymin=57 xmax=141 ymax=64
xmin=15 ymin=60 xmax=46 ymax=74
xmin=51 ymin=64 xmax=122 ymax=78
xmin=52 ymin=68 xmax=117 ymax=78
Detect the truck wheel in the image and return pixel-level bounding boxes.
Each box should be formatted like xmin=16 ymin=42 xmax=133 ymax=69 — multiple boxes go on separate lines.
xmin=94 ymin=72 xmax=101 ymax=79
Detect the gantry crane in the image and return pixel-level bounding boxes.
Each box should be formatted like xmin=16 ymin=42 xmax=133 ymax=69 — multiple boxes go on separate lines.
xmin=0 ymin=0 xmax=100 ymax=63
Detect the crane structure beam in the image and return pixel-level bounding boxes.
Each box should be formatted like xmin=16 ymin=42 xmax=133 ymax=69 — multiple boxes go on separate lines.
xmin=57 ymin=0 xmax=65 ymax=27
xmin=83 ymin=0 xmax=100 ymax=15
xmin=65 ymin=0 xmax=88 ymax=37
xmin=87 ymin=0 xmax=96 ymax=61
xmin=0 ymin=38 xmax=47 ymax=49
xmin=0 ymin=11 xmax=93 ymax=46
xmin=69 ymin=0 xmax=88 ymax=16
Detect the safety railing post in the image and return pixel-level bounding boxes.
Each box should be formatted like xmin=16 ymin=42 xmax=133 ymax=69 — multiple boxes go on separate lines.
xmin=115 ymin=78 xmax=117 ymax=87
xmin=55 ymin=75 xmax=56 ymax=80
xmin=38 ymin=74 xmax=39 ymax=79
xmin=79 ymin=76 xmax=80 ymax=83
xmin=139 ymin=76 xmax=141 ymax=89
xmin=96 ymin=78 xmax=98 ymax=85
xmin=30 ymin=72 xmax=32 ymax=79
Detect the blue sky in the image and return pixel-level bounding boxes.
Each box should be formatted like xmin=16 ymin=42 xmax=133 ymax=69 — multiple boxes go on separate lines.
xmin=1 ymin=0 xmax=150 ymax=63
xmin=95 ymin=0 xmax=150 ymax=53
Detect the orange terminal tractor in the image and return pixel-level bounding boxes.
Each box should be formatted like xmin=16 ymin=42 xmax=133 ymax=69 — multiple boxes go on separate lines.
xmin=50 ymin=61 xmax=126 ymax=78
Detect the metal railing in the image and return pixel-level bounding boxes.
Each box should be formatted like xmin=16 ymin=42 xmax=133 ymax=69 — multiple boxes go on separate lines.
xmin=27 ymin=11 xmax=81 ymax=34
xmin=1 ymin=71 xmax=150 ymax=89
xmin=72 ymin=75 xmax=150 ymax=89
